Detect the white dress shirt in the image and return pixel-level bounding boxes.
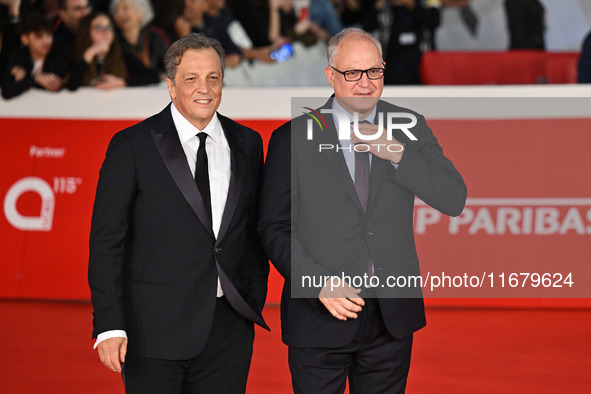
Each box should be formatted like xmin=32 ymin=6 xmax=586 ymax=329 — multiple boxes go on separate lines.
xmin=94 ymin=104 xmax=231 ymax=349
xmin=331 ymin=98 xmax=378 ymax=181
xmin=331 ymin=98 xmax=399 ymax=181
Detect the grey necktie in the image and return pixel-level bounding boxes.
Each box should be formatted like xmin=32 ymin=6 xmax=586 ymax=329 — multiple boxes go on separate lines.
xmin=352 ymin=121 xmax=375 ymax=280
xmin=354 ymin=123 xmax=370 ymax=212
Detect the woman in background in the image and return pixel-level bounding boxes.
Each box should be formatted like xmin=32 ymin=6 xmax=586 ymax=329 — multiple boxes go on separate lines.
xmin=66 ymin=10 xmax=159 ymax=90
xmin=111 ymin=0 xmax=168 ymax=80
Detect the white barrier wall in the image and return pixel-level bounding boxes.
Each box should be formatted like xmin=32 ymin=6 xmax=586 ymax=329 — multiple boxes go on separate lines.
xmin=2 ymin=84 xmax=591 ymax=120
xmin=1 ymin=85 xmax=591 ymax=308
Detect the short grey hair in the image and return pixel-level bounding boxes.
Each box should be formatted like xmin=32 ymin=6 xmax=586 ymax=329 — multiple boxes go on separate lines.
xmin=327 ymin=28 xmax=383 ymax=67
xmin=164 ymin=33 xmax=226 ymax=83
xmin=110 ymin=0 xmax=154 ymax=28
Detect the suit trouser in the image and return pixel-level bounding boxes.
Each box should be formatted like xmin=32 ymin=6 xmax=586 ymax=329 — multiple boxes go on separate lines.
xmin=288 ymin=297 xmax=413 ymax=394
xmin=122 ymin=296 xmax=254 ymax=394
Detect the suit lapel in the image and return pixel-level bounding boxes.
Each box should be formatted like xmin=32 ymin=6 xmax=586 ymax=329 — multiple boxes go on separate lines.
xmin=368 ymin=100 xmax=410 ymax=210
xmin=216 ymin=114 xmax=244 ymax=245
xmin=150 ymin=106 xmax=214 ymax=239
xmin=368 ymin=155 xmax=386 ymax=210
xmin=316 ymin=100 xmax=365 ymax=214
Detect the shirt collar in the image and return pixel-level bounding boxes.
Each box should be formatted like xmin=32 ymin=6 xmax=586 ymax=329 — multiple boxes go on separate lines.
xmin=170 ymin=102 xmax=222 ymax=144
xmin=331 ymin=97 xmax=377 ymax=124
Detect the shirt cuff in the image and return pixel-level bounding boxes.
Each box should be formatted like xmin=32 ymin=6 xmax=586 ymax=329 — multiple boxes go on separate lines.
xmin=94 ymin=330 xmax=127 ymax=349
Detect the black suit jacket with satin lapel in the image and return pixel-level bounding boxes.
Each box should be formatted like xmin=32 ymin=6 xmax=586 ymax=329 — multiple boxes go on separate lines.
xmin=259 ymin=97 xmax=467 ymax=348
xmin=89 ymin=104 xmax=269 ymax=361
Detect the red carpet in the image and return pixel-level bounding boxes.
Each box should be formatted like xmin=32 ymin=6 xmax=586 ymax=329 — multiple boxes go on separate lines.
xmin=0 ymin=301 xmax=589 ymax=393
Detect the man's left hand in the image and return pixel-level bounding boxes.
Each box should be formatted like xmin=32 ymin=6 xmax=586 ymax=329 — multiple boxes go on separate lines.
xmin=97 ymin=337 xmax=127 ymax=373
xmin=350 ymin=122 xmax=405 ymax=164
xmin=34 ymin=73 xmax=62 ymax=91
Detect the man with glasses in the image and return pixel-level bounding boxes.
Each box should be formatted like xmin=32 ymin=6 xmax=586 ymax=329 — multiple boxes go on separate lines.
xmin=259 ymin=27 xmax=466 ymax=393
xmin=53 ymin=0 xmax=91 ymax=52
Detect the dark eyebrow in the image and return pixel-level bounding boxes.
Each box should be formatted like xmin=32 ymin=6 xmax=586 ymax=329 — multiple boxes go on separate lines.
xmin=183 ymin=71 xmax=221 ymax=77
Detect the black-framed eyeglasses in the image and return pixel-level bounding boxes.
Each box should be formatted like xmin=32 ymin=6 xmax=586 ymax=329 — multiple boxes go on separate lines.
xmin=330 ymin=66 xmax=386 ymax=81
xmin=92 ymin=24 xmax=114 ymax=32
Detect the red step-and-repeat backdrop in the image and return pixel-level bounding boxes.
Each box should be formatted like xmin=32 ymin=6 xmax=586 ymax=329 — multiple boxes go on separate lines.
xmin=1 ymin=88 xmax=590 ymax=308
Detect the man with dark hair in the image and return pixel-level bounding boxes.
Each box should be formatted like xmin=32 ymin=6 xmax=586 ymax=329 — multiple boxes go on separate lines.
xmin=204 ymin=0 xmax=274 ymax=65
xmin=1 ymin=13 xmax=68 ymax=99
xmin=88 ymin=32 xmax=269 ymax=393
xmin=259 ymin=27 xmax=466 ymax=393
xmin=0 ymin=0 xmax=45 ymax=81
xmin=53 ymin=0 xmax=90 ymax=51
xmin=174 ymin=0 xmax=243 ymax=68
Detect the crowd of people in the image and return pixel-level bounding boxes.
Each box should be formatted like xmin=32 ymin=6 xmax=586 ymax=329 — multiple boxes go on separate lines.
xmin=0 ymin=0 xmax=571 ymax=99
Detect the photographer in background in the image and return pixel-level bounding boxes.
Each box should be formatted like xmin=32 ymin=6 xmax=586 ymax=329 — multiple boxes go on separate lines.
xmin=377 ymin=0 xmax=440 ymax=85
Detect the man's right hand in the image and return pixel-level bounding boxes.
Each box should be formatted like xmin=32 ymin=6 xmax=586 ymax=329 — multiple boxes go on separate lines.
xmin=97 ymin=337 xmax=128 ymax=373
xmin=83 ymin=40 xmax=110 ymax=64
xmin=319 ymin=279 xmax=365 ymax=321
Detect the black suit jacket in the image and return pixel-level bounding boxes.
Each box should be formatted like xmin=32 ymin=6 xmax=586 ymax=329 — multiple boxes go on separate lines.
xmin=89 ymin=104 xmax=269 ymax=361
xmin=505 ymin=0 xmax=545 ymax=50
xmin=258 ymin=98 xmax=467 ymax=348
